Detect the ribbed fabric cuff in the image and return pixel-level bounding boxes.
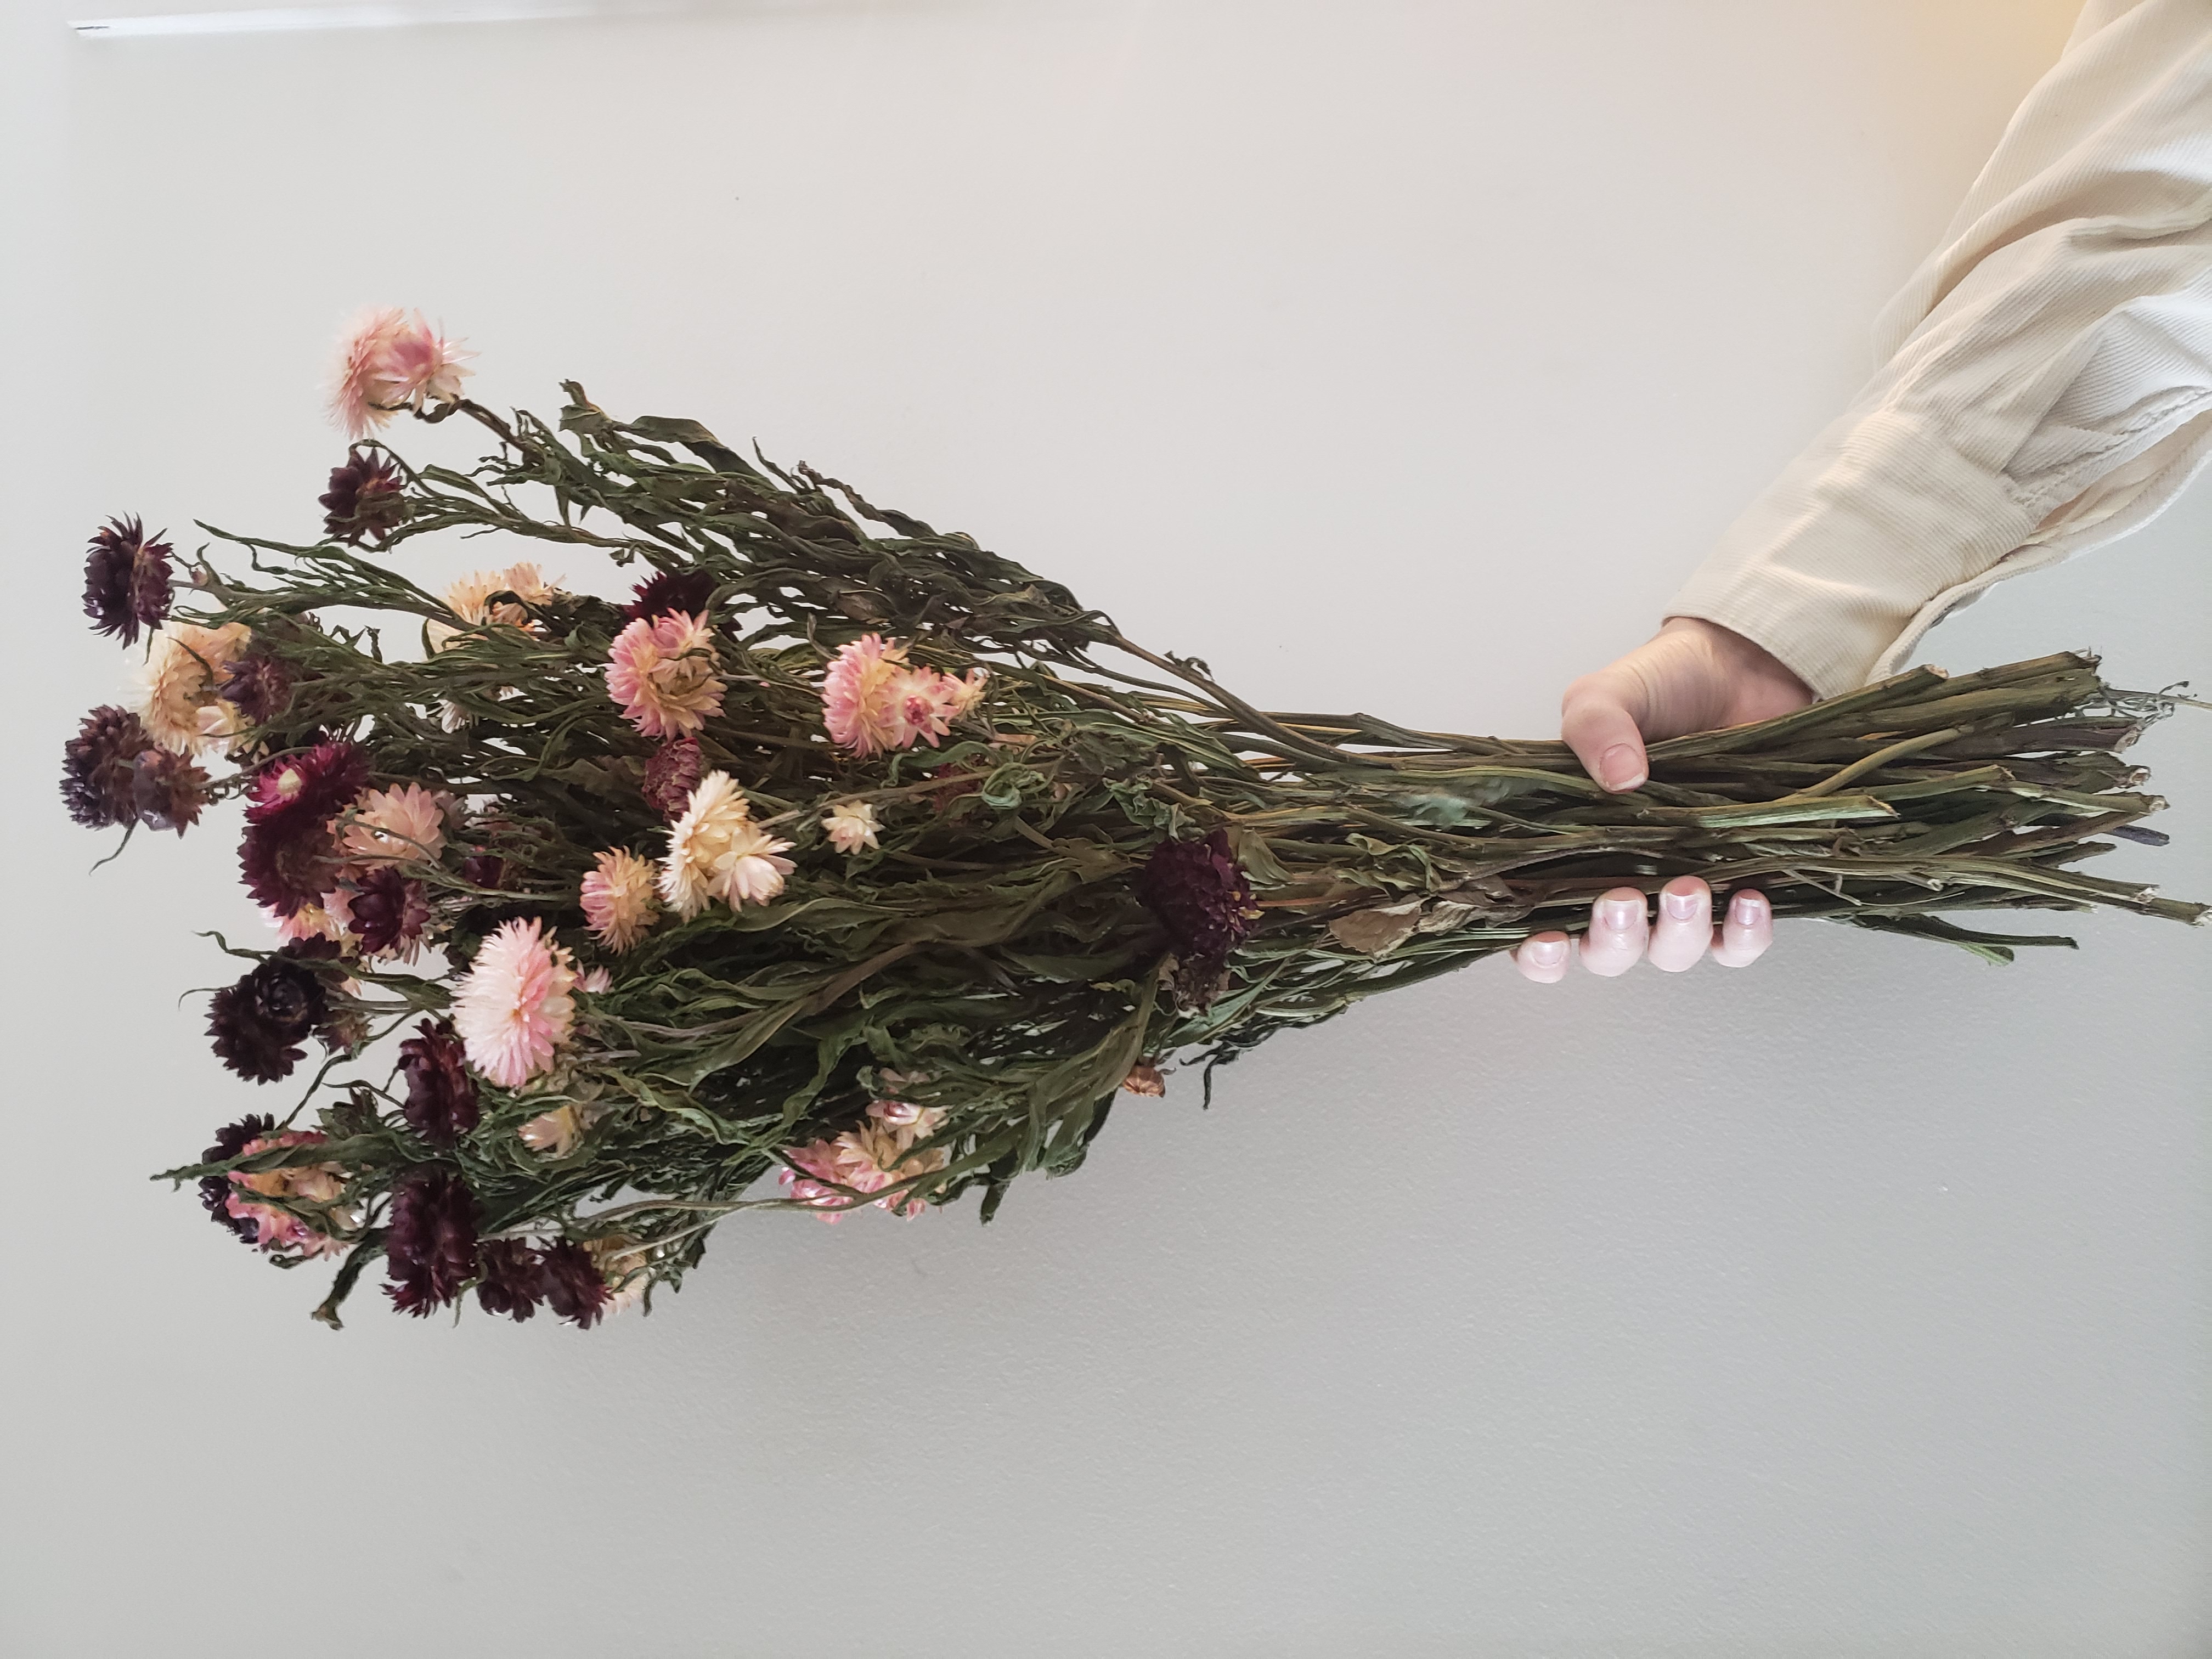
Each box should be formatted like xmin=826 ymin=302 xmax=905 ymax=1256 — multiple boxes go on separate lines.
xmin=1666 ymin=408 xmax=2042 ymax=697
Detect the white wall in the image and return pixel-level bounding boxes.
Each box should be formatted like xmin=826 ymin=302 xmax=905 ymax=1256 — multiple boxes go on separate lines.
xmin=7 ymin=3 xmax=2208 ymax=1655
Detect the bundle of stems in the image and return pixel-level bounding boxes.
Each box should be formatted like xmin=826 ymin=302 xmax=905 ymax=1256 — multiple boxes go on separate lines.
xmin=81 ymin=382 xmax=2199 ymax=1328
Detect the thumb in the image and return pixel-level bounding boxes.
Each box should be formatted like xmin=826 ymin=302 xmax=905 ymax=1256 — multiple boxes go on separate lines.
xmin=1561 ymin=668 xmax=1651 ymax=793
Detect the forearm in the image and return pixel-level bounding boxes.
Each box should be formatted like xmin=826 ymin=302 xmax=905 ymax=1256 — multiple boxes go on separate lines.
xmin=1671 ymin=0 xmax=2212 ymax=696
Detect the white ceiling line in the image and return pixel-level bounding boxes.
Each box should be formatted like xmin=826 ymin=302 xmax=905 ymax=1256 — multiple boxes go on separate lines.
xmin=73 ymin=1 xmax=696 ymax=35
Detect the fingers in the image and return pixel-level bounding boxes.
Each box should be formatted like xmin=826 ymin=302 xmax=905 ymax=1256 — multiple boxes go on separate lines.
xmin=1711 ymin=888 xmax=1773 ymax=968
xmin=1646 ymin=876 xmax=1711 ymax=973
xmin=1560 ymin=667 xmax=1651 ymax=793
xmin=1512 ymin=932 xmax=1572 ymax=983
xmin=1578 ymin=887 xmax=1650 ymax=977
xmin=1513 ymin=882 xmax=1776 ymax=981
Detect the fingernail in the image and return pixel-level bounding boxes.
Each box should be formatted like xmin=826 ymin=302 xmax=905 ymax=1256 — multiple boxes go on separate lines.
xmin=1599 ymin=745 xmax=1646 ymax=793
xmin=1661 ymin=887 xmax=1702 ymax=921
xmin=1598 ymin=896 xmax=1645 ymax=932
xmin=1524 ymin=938 xmax=1567 ymax=967
xmin=1734 ymin=891 xmax=1769 ymax=923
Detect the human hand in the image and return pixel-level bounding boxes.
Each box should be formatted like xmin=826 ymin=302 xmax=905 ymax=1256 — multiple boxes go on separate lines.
xmin=1513 ymin=618 xmax=1810 ymax=982
xmin=1512 ymin=878 xmax=1774 ymax=982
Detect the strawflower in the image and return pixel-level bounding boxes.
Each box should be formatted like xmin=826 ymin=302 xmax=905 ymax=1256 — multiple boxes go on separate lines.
xmin=780 ymin=1101 xmax=949 ymax=1221
xmin=383 ymin=1167 xmax=478 ymax=1316
xmin=397 ymin=1019 xmax=479 ymax=1146
xmin=224 ymin=1129 xmax=353 ymax=1258
xmin=207 ymin=954 xmax=330 ymax=1084
xmin=81 ymin=516 xmax=173 ymax=646
xmin=606 ymin=611 xmax=724 ymax=740
xmin=132 ymin=620 xmax=252 ymax=755
xmin=584 ymin=849 xmax=659 ymax=955
xmin=822 ymin=800 xmax=881 ymax=854
xmin=319 ymin=448 xmax=408 ymax=544
xmin=451 ymin=918 xmax=577 ymax=1089
xmin=60 ymin=706 xmax=154 ymax=830
xmin=661 ymin=771 xmax=793 ymax=918
xmin=340 ymin=782 xmax=453 ymax=867
xmin=330 ymin=307 xmax=473 ymax=439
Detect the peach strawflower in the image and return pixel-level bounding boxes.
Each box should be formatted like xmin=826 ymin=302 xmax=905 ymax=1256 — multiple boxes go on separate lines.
xmin=519 ymin=1102 xmax=601 ymax=1156
xmin=451 ymin=917 xmax=577 ymax=1090
xmin=340 ymin=782 xmax=454 ymax=867
xmin=132 ymin=620 xmax=253 ymax=754
xmin=226 ymin=1130 xmax=355 ymax=1257
xmin=606 ymin=611 xmax=725 ymax=740
xmin=822 ymin=800 xmax=881 ymax=854
xmin=660 ymin=771 xmax=795 ymax=918
xmin=269 ymin=890 xmax=353 ymax=945
xmin=821 ymin=634 xmax=988 ymax=754
xmin=780 ymin=1101 xmax=950 ymax=1221
xmin=580 ymin=848 xmax=659 ymax=951
xmin=329 ymin=306 xmax=475 ymax=440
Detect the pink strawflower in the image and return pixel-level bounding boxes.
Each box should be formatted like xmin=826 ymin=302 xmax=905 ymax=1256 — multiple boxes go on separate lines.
xmin=780 ymin=1101 xmax=949 ymax=1221
xmin=821 ymin=634 xmax=988 ymax=754
xmin=225 ymin=1130 xmax=354 ymax=1257
xmin=894 ymin=664 xmax=990 ymax=749
xmin=329 ymin=307 xmax=475 ymax=439
xmin=821 ymin=800 xmax=881 ymax=854
xmin=660 ymin=771 xmax=795 ymax=918
xmin=579 ymin=966 xmax=614 ymax=994
xmin=606 ymin=611 xmax=724 ymax=740
xmin=340 ymin=782 xmax=454 ymax=867
xmin=820 ymin=633 xmax=912 ymax=755
xmin=451 ymin=917 xmax=578 ymax=1090
xmin=580 ymin=848 xmax=659 ymax=951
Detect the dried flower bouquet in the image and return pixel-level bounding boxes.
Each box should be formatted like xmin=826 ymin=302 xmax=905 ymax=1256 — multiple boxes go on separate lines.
xmin=63 ymin=313 xmax=2205 ymax=1328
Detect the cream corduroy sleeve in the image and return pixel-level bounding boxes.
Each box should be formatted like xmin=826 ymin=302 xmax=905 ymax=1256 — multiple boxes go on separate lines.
xmin=1668 ymin=0 xmax=2212 ymax=697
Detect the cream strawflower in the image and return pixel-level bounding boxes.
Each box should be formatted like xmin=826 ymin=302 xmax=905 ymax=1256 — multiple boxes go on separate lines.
xmin=441 ymin=562 xmax=561 ymax=631
xmin=269 ymin=890 xmax=353 ymax=945
xmin=340 ymin=782 xmax=454 ymax=867
xmin=822 ymin=800 xmax=882 ymax=855
xmin=606 ymin=611 xmax=724 ymax=740
xmin=660 ymin=771 xmax=795 ymax=918
xmin=132 ymin=620 xmax=252 ymax=754
xmin=451 ymin=917 xmax=577 ymax=1090
xmin=580 ymin=848 xmax=659 ymax=951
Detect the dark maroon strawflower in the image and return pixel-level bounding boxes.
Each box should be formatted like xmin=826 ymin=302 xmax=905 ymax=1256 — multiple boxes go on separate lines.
xmin=81 ymin=516 xmax=174 ymax=645
xmin=385 ymin=1167 xmax=481 ymax=1317
xmin=239 ymin=741 xmax=371 ymax=915
xmin=641 ymin=736 xmax=703 ymax=820
xmin=319 ymin=448 xmax=408 ymax=545
xmin=351 ymin=867 xmax=431 ymax=958
xmin=458 ymin=852 xmax=506 ymax=890
xmin=60 ymin=705 xmax=154 ymax=829
xmin=1136 ymin=829 xmax=1256 ymax=1007
xmin=206 ymin=955 xmax=330 ymax=1084
xmin=131 ymin=748 xmax=210 ymax=836
xmin=217 ymin=644 xmax=295 ymax=727
xmin=396 ymin=1019 xmax=479 ymax=1146
xmin=625 ymin=569 xmax=716 ymax=622
xmin=474 ymin=1239 xmax=545 ymax=1323
xmin=198 ymin=1113 xmax=277 ymax=1245
xmin=538 ymin=1240 xmax=610 ymax=1329
xmin=244 ymin=739 xmax=371 ymax=828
